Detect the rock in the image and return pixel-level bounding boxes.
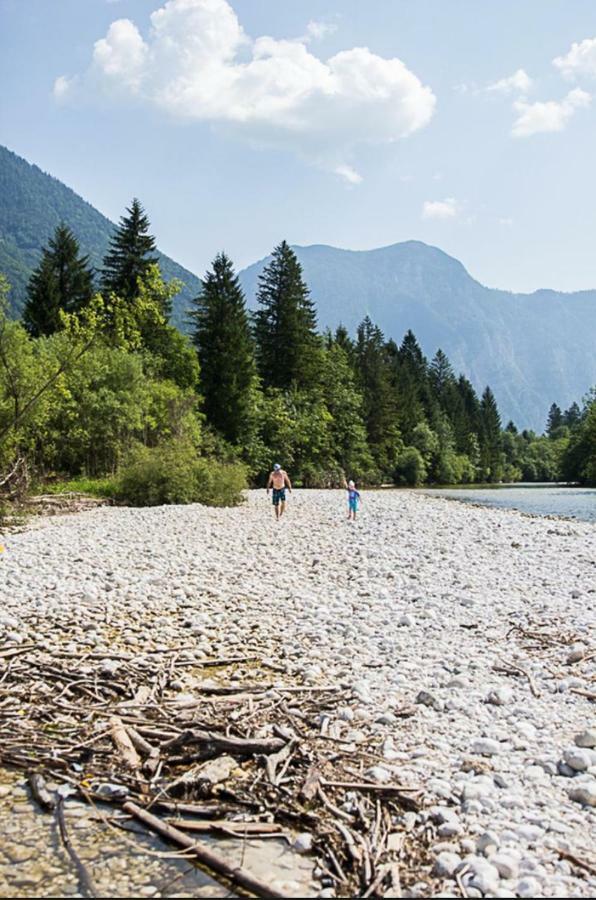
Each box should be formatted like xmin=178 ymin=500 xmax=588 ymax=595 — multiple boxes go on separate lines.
xmin=416 ymin=690 xmax=443 ymax=712
xmin=399 ymin=614 xmax=414 ymax=627
xmin=486 ymin=686 xmax=513 ymax=706
xmin=567 ymin=780 xmax=596 ymax=807
xmin=476 ymin=831 xmax=500 ymax=853
xmin=465 ymin=858 xmax=500 ymax=895
xmin=471 ymin=738 xmax=500 ymax=757
xmin=516 ymin=876 xmax=542 ymax=898
xmin=566 ymin=645 xmax=586 ymax=664
xmin=563 ymin=746 xmax=592 ymax=772
xmin=491 ymin=853 xmax=519 ymax=880
xmin=100 ymin=659 xmax=120 ymax=677
xmin=365 ymin=766 xmax=392 ymax=783
xmin=575 ymin=728 xmax=596 ymax=749
xmin=434 ymin=851 xmax=462 ymax=877
xmin=293 ymin=832 xmax=313 ymax=854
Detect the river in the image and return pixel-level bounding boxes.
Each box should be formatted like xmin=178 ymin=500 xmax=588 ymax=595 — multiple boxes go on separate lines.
xmin=421 ymin=483 xmax=596 ymax=523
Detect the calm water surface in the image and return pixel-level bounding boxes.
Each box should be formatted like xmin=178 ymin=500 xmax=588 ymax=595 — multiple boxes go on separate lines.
xmin=421 ymin=484 xmax=596 ymax=523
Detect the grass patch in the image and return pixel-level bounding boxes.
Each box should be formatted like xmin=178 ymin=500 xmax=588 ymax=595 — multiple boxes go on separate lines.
xmin=42 ymin=476 xmax=118 ymax=498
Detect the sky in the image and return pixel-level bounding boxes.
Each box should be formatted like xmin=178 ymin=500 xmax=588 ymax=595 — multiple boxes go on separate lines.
xmin=2 ymin=0 xmax=596 ymax=293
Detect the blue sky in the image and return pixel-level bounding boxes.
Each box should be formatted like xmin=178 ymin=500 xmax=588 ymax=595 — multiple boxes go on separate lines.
xmin=2 ymin=0 xmax=596 ymax=292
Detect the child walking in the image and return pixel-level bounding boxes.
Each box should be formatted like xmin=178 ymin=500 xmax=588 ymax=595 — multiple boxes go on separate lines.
xmin=345 ymin=479 xmax=361 ymax=521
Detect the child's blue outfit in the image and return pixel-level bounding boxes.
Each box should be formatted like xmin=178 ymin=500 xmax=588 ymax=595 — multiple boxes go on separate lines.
xmin=348 ymin=488 xmax=360 ymax=512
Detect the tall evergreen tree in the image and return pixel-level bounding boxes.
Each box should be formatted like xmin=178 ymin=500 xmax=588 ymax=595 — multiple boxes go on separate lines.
xmin=253 ymin=241 xmax=319 ymax=390
xmin=189 ymin=252 xmax=256 ymax=444
xmin=546 ymin=402 xmax=564 ymax=437
xmin=355 ymin=317 xmax=401 ymax=474
xmin=479 ymin=386 xmax=503 ymax=481
xmin=101 ymin=199 xmax=159 ymax=303
xmin=23 ymin=224 xmax=94 ymax=337
xmin=563 ymin=401 xmax=581 ymax=428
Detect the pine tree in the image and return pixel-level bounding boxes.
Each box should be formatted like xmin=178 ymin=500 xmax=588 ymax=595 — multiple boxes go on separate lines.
xmin=101 ymin=199 xmax=159 ymax=303
xmin=355 ymin=317 xmax=401 ymax=474
xmin=546 ymin=402 xmax=564 ymax=436
xmin=253 ymin=241 xmax=319 ymax=390
xmin=563 ymin=401 xmax=581 ymax=429
xmin=479 ymin=386 xmax=503 ymax=481
xmin=23 ymin=224 xmax=94 ymax=337
xmin=189 ymin=252 xmax=257 ymax=444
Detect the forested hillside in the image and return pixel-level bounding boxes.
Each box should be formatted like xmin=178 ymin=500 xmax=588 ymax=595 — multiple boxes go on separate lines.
xmin=240 ymin=243 xmax=596 ymax=431
xmin=0 ymin=145 xmax=201 ymax=328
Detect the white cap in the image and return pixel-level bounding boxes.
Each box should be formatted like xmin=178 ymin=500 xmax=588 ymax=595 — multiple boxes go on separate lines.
xmin=348 ymin=480 xmax=355 ymax=488
xmin=273 ymin=463 xmax=281 ymax=471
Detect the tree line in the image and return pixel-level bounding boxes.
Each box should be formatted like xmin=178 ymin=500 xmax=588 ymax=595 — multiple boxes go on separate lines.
xmin=1 ymin=198 xmax=594 ymax=500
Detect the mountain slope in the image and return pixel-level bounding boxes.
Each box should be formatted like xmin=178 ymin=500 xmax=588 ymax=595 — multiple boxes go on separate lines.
xmin=0 ymin=145 xmax=201 ymax=328
xmin=240 ymin=242 xmax=596 ymax=431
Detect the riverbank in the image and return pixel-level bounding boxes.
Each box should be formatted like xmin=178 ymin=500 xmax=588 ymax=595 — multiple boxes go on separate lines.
xmin=1 ymin=489 xmax=595 ymax=897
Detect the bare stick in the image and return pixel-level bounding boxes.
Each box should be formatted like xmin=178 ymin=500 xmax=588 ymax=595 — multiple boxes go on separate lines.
xmin=56 ymin=797 xmax=98 ymax=898
xmin=123 ymin=801 xmax=285 ymax=899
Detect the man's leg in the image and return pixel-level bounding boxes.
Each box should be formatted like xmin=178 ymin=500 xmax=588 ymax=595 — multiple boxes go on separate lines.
xmin=279 ymin=500 xmax=286 ymax=517
xmin=274 ymin=501 xmax=280 ymax=519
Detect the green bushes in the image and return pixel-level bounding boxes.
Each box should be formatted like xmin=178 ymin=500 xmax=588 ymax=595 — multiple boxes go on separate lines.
xmin=114 ymin=442 xmax=247 ymax=507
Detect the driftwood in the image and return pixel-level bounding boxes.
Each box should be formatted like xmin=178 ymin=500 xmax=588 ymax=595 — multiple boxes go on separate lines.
xmin=2 ymin=627 xmax=436 ymax=897
xmin=162 ymin=728 xmax=286 ymax=755
xmin=28 ymin=772 xmax=56 ymax=811
xmin=56 ymin=797 xmax=98 ymax=898
xmin=110 ymin=716 xmax=142 ymax=770
xmin=123 ymin=801 xmax=286 ymax=899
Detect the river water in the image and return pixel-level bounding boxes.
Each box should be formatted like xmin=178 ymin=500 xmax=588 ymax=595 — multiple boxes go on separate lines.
xmin=421 ymin=484 xmax=596 ymax=523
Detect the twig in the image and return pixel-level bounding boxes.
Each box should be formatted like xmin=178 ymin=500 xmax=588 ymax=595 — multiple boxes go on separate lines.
xmin=123 ymin=801 xmax=285 ymax=899
xmin=56 ymin=797 xmax=98 ymax=898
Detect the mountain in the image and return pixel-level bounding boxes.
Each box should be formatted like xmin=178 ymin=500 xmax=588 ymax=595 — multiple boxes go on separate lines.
xmin=0 ymin=145 xmax=201 ymax=329
xmin=2 ymin=144 xmax=594 ymax=430
xmin=240 ymin=242 xmax=596 ymax=432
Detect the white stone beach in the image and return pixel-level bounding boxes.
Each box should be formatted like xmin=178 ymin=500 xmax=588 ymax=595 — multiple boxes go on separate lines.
xmin=1 ymin=489 xmax=595 ymax=898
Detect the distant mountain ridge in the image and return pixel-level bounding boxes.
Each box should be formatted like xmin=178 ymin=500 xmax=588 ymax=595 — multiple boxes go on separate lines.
xmin=240 ymin=242 xmax=596 ymax=431
xmin=1 ymin=144 xmax=594 ymax=430
xmin=0 ymin=145 xmax=201 ymax=328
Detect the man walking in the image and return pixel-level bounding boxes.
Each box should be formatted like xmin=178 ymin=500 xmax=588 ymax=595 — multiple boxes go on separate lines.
xmin=267 ymin=463 xmax=292 ymax=520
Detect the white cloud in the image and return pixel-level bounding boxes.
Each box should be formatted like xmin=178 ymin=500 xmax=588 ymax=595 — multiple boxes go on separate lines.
xmin=305 ymin=20 xmax=337 ymax=42
xmin=499 ymin=217 xmax=514 ymax=227
xmin=334 ymin=164 xmax=363 ymax=185
xmin=58 ymin=0 xmax=436 ymax=178
xmin=93 ymin=19 xmax=148 ymax=92
xmin=487 ymin=68 xmax=532 ymax=95
xmin=512 ymin=87 xmax=591 ymax=137
xmin=422 ymin=197 xmax=457 ymax=220
xmin=554 ymin=37 xmax=596 ymax=79
xmin=52 ymin=74 xmax=75 ymax=100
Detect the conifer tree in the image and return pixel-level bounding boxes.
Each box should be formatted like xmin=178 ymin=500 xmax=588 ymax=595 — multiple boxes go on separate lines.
xmin=23 ymin=224 xmax=94 ymax=337
xmin=563 ymin=401 xmax=581 ymax=428
xmin=101 ymin=199 xmax=159 ymax=303
xmin=189 ymin=252 xmax=256 ymax=444
xmin=546 ymin=402 xmax=563 ymax=436
xmin=253 ymin=241 xmax=319 ymax=390
xmin=355 ymin=317 xmax=401 ymax=474
xmin=479 ymin=386 xmax=503 ymax=481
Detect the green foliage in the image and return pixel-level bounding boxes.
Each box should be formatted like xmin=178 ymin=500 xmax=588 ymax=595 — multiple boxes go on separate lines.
xmin=479 ymin=386 xmax=503 ymax=482
xmin=115 ymin=441 xmax=246 ymax=507
xmin=562 ymin=392 xmax=596 ymax=485
xmin=189 ymin=252 xmax=257 ymax=443
xmin=23 ymin=224 xmax=94 ymax=337
xmin=394 ymin=446 xmax=427 ymax=486
xmin=43 ymin=476 xmax=117 ymax=498
xmin=0 ymin=146 xmax=202 ymax=323
xmin=101 ymin=199 xmax=159 ymax=303
xmin=254 ymin=241 xmax=321 ymax=391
